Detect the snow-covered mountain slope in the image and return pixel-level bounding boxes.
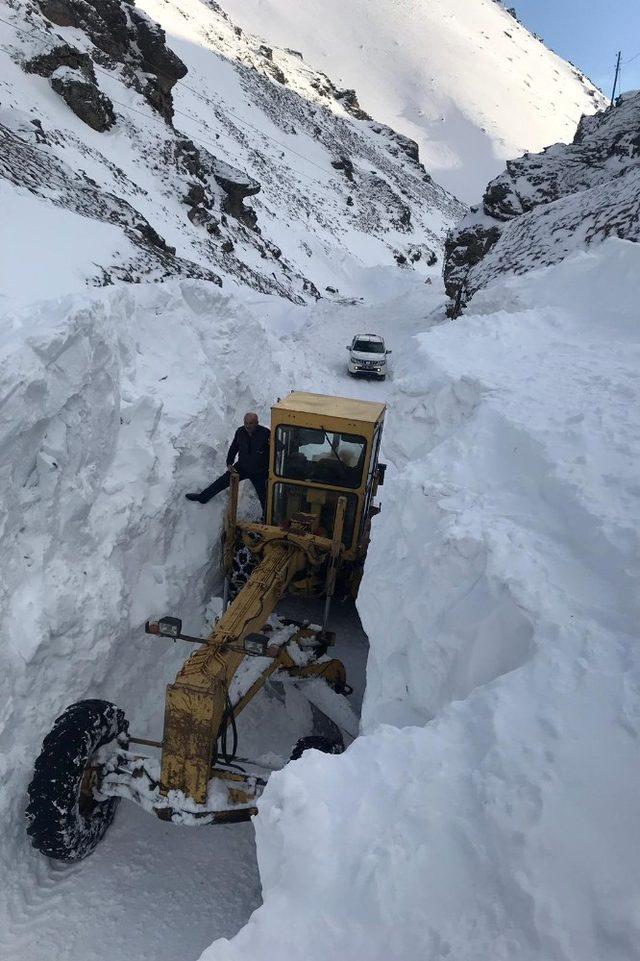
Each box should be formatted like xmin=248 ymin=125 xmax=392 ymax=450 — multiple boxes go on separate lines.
xmin=218 ymin=0 xmax=606 ymax=201
xmin=202 ymin=237 xmax=640 ymax=961
xmin=0 ymin=0 xmax=461 ymax=306
xmin=444 ymin=89 xmax=640 ymax=314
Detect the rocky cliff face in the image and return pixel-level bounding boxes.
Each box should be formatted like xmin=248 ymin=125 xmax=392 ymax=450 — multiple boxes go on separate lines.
xmin=444 ymin=91 xmax=640 ymax=314
xmin=1 ymin=0 xmax=463 ymax=303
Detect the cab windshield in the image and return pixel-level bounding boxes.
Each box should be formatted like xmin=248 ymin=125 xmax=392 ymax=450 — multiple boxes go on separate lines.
xmin=272 ymin=483 xmax=358 ymax=547
xmin=275 ymin=425 xmax=366 ymax=489
xmin=353 ymin=339 xmax=384 ymax=354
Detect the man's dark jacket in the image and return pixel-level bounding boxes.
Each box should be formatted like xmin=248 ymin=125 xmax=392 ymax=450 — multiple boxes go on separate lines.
xmin=227 ymin=425 xmax=270 ymax=475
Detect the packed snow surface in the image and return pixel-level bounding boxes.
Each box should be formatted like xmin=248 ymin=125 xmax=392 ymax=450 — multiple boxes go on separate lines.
xmin=202 ymin=239 xmax=640 ymax=961
xmin=219 ymin=0 xmax=606 ymax=200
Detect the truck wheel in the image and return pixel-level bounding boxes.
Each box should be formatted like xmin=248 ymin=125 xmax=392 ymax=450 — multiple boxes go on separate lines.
xmin=26 ymin=699 xmax=128 ymax=862
xmin=290 ymin=733 xmax=344 ymax=761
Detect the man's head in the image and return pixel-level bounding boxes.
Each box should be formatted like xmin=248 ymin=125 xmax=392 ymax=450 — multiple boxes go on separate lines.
xmin=243 ymin=412 xmax=259 ymax=434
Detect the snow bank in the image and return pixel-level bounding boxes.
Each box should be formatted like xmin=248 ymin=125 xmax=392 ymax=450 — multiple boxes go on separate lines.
xmin=202 ymin=239 xmax=640 ymax=960
xmin=0 ymin=281 xmax=277 ymax=833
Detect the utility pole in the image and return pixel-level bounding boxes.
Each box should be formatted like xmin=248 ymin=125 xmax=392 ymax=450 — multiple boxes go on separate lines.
xmin=611 ymin=50 xmax=621 ymax=102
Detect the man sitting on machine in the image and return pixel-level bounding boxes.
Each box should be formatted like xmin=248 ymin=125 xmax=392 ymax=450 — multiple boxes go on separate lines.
xmin=185 ymin=411 xmax=270 ymax=513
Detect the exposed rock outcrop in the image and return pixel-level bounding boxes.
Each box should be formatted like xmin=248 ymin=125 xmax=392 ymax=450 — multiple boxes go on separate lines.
xmin=25 ymin=43 xmax=95 ymax=80
xmin=36 ymin=0 xmax=187 ymax=121
xmin=50 ymin=66 xmax=115 ymax=131
xmin=444 ymin=91 xmax=640 ymax=314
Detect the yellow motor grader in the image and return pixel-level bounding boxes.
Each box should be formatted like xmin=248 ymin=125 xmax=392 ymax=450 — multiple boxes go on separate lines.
xmin=26 ymin=391 xmax=386 ymax=861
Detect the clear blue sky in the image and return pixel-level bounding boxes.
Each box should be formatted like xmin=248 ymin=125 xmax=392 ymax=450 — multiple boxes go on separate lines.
xmin=511 ymin=0 xmax=640 ymax=95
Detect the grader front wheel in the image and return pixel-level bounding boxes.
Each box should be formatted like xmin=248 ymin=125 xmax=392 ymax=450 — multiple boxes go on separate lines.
xmin=26 ymin=699 xmax=128 ymax=862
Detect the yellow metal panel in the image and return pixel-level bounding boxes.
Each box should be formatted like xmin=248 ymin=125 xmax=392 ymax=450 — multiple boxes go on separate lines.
xmin=272 ymin=391 xmax=385 ymax=426
xmin=161 ymin=684 xmax=223 ymax=802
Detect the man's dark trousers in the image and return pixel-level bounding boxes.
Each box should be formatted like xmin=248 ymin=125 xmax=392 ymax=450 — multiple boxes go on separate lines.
xmin=199 ymin=468 xmax=267 ymax=511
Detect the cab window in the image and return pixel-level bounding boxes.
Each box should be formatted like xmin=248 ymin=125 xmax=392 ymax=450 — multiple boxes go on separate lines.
xmin=275 ymin=425 xmax=366 ymax=489
xmin=272 ymin=483 xmax=358 ymax=547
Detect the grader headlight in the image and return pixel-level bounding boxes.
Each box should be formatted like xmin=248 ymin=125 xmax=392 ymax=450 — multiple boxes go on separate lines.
xmin=243 ymin=633 xmax=270 ymax=656
xmin=145 ymin=616 xmax=182 ymax=638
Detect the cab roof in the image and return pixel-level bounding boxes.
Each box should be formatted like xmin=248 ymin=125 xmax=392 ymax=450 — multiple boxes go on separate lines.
xmin=272 ymin=391 xmax=385 ymax=424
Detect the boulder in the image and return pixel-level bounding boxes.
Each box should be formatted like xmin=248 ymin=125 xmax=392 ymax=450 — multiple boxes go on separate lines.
xmin=331 ymin=156 xmax=354 ymax=182
xmin=182 ymin=182 xmax=207 ymax=207
xmin=187 ymin=206 xmax=220 ymax=235
xmin=50 ymin=66 xmax=116 ymax=131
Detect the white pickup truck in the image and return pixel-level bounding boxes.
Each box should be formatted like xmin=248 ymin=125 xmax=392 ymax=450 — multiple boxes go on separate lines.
xmin=346 ymin=334 xmax=391 ymax=380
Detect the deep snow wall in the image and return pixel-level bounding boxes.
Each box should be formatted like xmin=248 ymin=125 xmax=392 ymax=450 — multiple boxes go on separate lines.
xmin=0 ymin=283 xmax=278 ymax=905
xmin=201 ymin=239 xmax=640 ymax=961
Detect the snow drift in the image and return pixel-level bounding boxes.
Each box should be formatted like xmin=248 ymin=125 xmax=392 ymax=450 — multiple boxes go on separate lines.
xmin=218 ymin=0 xmax=606 ymax=201
xmin=201 ymin=239 xmax=640 ymax=960
xmin=0 ymin=283 xmax=279 ymax=959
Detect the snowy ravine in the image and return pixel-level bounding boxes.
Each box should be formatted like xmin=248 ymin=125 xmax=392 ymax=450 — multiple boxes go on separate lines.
xmin=201 ymin=239 xmax=640 ymax=961
xmin=0 ymin=266 xmax=435 ymax=961
xmin=2 ymin=1 xmax=638 ymax=959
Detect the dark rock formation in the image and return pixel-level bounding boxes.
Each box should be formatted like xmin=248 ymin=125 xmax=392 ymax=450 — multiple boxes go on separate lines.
xmin=331 ymin=156 xmax=354 ymax=182
xmin=25 ymin=43 xmax=95 ymax=81
xmin=50 ymin=67 xmax=115 ymax=131
xmin=444 ymin=91 xmax=640 ymax=315
xmin=444 ymin=221 xmax=501 ymax=313
xmin=182 ymin=182 xmax=207 ymax=207
xmin=129 ymin=7 xmax=184 ymax=80
xmin=212 ymin=161 xmax=260 ymax=226
xmin=334 ymin=88 xmax=370 ymax=121
xmin=187 ymin=205 xmax=219 ymax=235
xmin=37 ymin=0 xmax=187 ymax=121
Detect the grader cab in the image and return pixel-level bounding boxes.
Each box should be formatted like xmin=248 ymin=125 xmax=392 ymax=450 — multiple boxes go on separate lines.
xmin=26 ymin=392 xmax=386 ymax=862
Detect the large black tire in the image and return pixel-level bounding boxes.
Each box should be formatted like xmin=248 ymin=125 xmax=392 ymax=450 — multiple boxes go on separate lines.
xmin=228 ymin=544 xmax=256 ymax=601
xmin=290 ymin=733 xmax=344 ymax=761
xmin=26 ymin=699 xmax=128 ymax=863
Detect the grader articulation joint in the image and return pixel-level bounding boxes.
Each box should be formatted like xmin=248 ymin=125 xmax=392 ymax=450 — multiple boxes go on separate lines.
xmin=26 ymin=392 xmax=386 ymax=862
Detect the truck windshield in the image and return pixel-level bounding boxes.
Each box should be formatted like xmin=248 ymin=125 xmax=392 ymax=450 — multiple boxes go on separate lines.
xmin=275 ymin=425 xmax=366 ymax=489
xmin=272 ymin=483 xmax=358 ymax=547
xmin=353 ymin=339 xmax=384 ymax=353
